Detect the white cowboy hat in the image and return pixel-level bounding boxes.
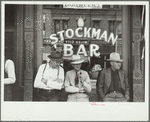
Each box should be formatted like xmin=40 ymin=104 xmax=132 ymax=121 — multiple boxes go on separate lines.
xmin=71 ymin=55 xmax=84 ymax=64
xmin=107 ymin=52 xmax=123 ymax=62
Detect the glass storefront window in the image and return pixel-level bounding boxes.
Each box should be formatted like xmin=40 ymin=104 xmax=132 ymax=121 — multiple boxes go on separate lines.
xmin=109 ymin=20 xmax=115 ymax=35
xmin=63 ymin=20 xmax=68 ymax=30
xmin=116 ymin=21 xmax=122 ymax=39
xmin=93 ymin=20 xmax=101 ymax=29
xmin=43 ymin=14 xmax=46 ymax=37
xmin=55 ymin=20 xmax=60 ymax=33
xmin=5 ymin=5 xmax=16 ymax=27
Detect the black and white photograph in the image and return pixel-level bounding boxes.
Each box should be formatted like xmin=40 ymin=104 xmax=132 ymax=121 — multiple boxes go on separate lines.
xmin=1 ymin=1 xmax=149 ymax=121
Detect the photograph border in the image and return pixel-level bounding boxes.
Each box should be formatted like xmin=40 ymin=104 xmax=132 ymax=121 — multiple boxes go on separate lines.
xmin=1 ymin=1 xmax=149 ymax=121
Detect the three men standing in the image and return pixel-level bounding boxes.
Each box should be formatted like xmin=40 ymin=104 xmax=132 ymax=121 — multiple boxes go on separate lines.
xmin=97 ymin=52 xmax=130 ymax=102
xmin=34 ymin=51 xmax=129 ymax=102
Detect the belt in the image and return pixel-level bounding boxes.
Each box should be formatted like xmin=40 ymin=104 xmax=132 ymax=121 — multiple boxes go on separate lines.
xmin=39 ymin=89 xmax=59 ymax=93
xmin=109 ymin=91 xmax=121 ymax=94
xmin=69 ymin=92 xmax=86 ymax=95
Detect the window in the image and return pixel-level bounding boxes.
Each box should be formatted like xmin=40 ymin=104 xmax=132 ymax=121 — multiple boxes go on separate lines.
xmin=63 ymin=20 xmax=68 ymax=30
xmin=110 ymin=5 xmax=114 ymax=8
xmin=5 ymin=5 xmax=16 ymax=27
xmin=54 ymin=5 xmax=63 ymax=8
xmin=93 ymin=20 xmax=101 ymax=29
xmin=54 ymin=19 xmax=69 ymax=33
xmin=109 ymin=20 xmax=115 ymax=35
xmin=54 ymin=20 xmax=60 ymax=33
xmin=43 ymin=14 xmax=46 ymax=36
xmin=116 ymin=21 xmax=122 ymax=39
xmin=102 ymin=5 xmax=110 ymax=9
xmin=117 ymin=5 xmax=122 ymax=8
xmin=108 ymin=20 xmax=122 ymax=38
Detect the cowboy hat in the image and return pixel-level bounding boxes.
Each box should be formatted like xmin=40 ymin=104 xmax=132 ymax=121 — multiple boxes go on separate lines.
xmin=107 ymin=52 xmax=123 ymax=62
xmin=48 ymin=51 xmax=63 ymax=63
xmin=70 ymin=55 xmax=84 ymax=64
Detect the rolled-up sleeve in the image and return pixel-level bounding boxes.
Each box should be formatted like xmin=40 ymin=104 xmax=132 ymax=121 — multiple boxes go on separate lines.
xmin=4 ymin=60 xmax=16 ymax=84
xmin=34 ymin=65 xmax=48 ymax=89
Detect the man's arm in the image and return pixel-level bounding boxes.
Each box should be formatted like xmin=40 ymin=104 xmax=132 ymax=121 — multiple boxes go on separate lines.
xmin=64 ymin=72 xmax=79 ymax=93
xmin=47 ymin=67 xmax=65 ymax=90
xmin=80 ymin=71 xmax=91 ymax=92
xmin=4 ymin=60 xmax=16 ymax=84
xmin=34 ymin=64 xmax=49 ymax=89
xmin=97 ymin=70 xmax=105 ymax=101
xmin=124 ymin=71 xmax=130 ymax=101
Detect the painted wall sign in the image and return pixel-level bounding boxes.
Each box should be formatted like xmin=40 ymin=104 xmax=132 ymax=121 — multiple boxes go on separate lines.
xmin=63 ymin=4 xmax=103 ymax=9
xmin=64 ymin=40 xmax=89 ymax=45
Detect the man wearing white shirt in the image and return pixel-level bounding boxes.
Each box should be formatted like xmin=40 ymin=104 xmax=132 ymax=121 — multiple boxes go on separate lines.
xmin=65 ymin=55 xmax=91 ymax=102
xmin=34 ymin=51 xmax=64 ymax=101
xmin=4 ymin=58 xmax=16 ymax=101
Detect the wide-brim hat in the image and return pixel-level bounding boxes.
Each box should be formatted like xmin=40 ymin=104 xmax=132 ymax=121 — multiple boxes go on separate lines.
xmin=48 ymin=51 xmax=63 ymax=63
xmin=107 ymin=52 xmax=123 ymax=62
xmin=71 ymin=55 xmax=84 ymax=64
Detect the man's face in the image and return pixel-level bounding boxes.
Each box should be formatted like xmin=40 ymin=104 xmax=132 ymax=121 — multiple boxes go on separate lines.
xmin=110 ymin=61 xmax=122 ymax=70
xmin=50 ymin=60 xmax=60 ymax=68
xmin=72 ymin=63 xmax=82 ymax=71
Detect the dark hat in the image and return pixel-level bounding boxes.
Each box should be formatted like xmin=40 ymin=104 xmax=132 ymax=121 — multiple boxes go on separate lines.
xmin=48 ymin=51 xmax=63 ymax=63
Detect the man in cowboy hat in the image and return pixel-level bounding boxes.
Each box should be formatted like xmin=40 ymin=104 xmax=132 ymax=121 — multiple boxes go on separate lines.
xmin=34 ymin=51 xmax=64 ymax=101
xmin=97 ymin=52 xmax=130 ymax=102
xmin=64 ymin=55 xmax=91 ymax=102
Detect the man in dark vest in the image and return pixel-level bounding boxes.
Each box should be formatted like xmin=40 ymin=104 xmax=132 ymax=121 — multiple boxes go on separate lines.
xmin=97 ymin=52 xmax=130 ymax=102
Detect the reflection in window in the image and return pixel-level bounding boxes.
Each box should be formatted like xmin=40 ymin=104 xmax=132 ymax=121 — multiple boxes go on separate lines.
xmin=109 ymin=20 xmax=122 ymax=38
xmin=109 ymin=21 xmax=115 ymax=35
xmin=116 ymin=21 xmax=122 ymax=38
xmin=63 ymin=20 xmax=68 ymax=30
xmin=43 ymin=14 xmax=46 ymax=36
xmin=54 ymin=20 xmax=60 ymax=33
xmin=110 ymin=5 xmax=114 ymax=8
xmin=89 ymin=55 xmax=111 ymax=79
xmin=93 ymin=20 xmax=101 ymax=29
xmin=5 ymin=5 xmax=16 ymax=27
xmin=117 ymin=5 xmax=122 ymax=8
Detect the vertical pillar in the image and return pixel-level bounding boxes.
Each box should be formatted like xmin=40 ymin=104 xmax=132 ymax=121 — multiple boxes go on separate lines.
xmin=15 ymin=5 xmax=24 ymax=100
xmin=36 ymin=5 xmax=43 ymax=67
xmin=122 ymin=6 xmax=132 ymax=101
xmin=122 ymin=6 xmax=130 ymax=72
xmin=24 ymin=5 xmax=34 ymax=101
xmin=132 ymin=6 xmax=144 ymax=102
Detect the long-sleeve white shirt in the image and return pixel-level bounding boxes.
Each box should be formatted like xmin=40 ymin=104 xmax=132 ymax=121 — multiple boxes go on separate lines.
xmin=4 ymin=59 xmax=16 ymax=84
xmin=34 ymin=63 xmax=64 ymax=90
xmin=65 ymin=69 xmax=91 ymax=93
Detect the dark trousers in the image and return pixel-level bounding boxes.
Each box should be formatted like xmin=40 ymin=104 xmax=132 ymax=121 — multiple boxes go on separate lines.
xmin=38 ymin=89 xmax=61 ymax=101
xmin=4 ymin=84 xmax=13 ymax=101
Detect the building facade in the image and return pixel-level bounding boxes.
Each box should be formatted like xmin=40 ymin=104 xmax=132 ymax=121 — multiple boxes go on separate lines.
xmin=4 ymin=4 xmax=145 ymax=102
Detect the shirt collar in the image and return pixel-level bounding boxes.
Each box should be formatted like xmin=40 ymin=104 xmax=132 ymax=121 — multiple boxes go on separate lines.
xmin=111 ymin=67 xmax=118 ymax=73
xmin=47 ymin=63 xmax=59 ymax=70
